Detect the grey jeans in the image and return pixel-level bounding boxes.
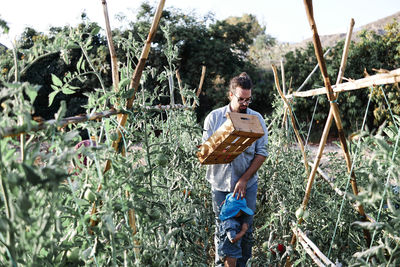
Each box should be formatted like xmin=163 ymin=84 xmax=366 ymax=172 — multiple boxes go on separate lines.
xmin=211 ymin=182 xmax=257 ymax=267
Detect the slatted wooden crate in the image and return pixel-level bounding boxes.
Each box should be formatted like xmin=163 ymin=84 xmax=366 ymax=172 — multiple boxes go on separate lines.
xmin=197 ymin=112 xmax=265 ymax=165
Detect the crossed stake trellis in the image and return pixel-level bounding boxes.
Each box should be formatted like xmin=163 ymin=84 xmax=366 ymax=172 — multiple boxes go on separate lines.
xmin=2 ymin=0 xmax=399 ymax=265
xmin=273 ymin=1 xmax=400 ymax=266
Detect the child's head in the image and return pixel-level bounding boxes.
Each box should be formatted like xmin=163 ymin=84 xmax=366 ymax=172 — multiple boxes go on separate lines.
xmin=219 ymin=193 xmax=254 ymax=221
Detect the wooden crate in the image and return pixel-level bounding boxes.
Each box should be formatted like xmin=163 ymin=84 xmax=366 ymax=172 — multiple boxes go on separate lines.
xmin=197 ymin=112 xmax=265 ymax=165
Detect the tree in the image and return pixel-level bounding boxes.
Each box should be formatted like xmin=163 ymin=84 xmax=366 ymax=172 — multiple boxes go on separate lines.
xmin=282 ymin=20 xmax=400 ymax=138
xmin=116 ymin=3 xmax=275 ymax=122
xmin=0 ymin=15 xmax=9 ymax=35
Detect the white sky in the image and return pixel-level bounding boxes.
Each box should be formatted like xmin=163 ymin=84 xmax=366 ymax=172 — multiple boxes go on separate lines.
xmin=1 ymin=0 xmax=400 ymax=48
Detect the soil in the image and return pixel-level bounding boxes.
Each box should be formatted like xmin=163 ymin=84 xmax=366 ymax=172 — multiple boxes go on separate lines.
xmin=306 ymin=141 xmax=343 ymax=165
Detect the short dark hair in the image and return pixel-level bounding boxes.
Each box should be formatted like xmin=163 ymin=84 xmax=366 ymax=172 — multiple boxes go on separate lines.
xmin=229 ymin=72 xmax=253 ymax=94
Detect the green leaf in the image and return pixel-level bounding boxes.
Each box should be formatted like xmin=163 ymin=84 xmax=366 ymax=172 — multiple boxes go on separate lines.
xmin=55 ymin=100 xmax=67 ymax=120
xmin=61 ymin=87 xmax=76 ymax=95
xmin=51 ymin=74 xmax=63 ymax=87
xmin=66 ymin=42 xmax=79 ymax=49
xmin=121 ymin=88 xmax=135 ymax=99
xmin=91 ymin=26 xmax=101 ymax=35
xmin=76 ymin=55 xmax=84 ymax=70
xmin=48 ymin=91 xmax=59 ymax=107
xmin=74 ymin=199 xmax=89 ymax=207
xmin=50 ymin=84 xmax=60 ymax=91
xmin=81 ymin=60 xmax=86 ymax=71
xmin=118 ymin=78 xmax=130 ymax=90
xmin=24 ymin=85 xmax=39 ymax=103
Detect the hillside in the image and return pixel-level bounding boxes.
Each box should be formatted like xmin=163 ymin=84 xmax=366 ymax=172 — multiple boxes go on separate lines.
xmin=260 ymin=11 xmax=400 ymax=69
xmin=295 ymin=11 xmax=400 ymax=48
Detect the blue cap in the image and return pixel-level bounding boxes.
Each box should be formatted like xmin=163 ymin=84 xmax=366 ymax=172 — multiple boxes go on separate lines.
xmin=219 ymin=193 xmax=254 ymax=221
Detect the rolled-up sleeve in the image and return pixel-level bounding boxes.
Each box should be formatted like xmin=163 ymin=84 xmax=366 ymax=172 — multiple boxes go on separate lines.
xmin=254 ymin=114 xmax=268 ymax=157
xmin=202 ymin=114 xmax=213 ymax=143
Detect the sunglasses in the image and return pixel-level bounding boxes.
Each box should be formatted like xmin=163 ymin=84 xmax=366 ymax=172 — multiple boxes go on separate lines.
xmin=233 ymin=93 xmax=252 ymax=104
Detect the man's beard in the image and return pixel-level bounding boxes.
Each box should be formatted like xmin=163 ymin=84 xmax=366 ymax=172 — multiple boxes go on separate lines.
xmin=239 ymin=107 xmax=247 ymax=113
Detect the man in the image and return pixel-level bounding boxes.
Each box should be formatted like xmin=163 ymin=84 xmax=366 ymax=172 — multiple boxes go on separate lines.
xmin=202 ymin=72 xmax=268 ymax=266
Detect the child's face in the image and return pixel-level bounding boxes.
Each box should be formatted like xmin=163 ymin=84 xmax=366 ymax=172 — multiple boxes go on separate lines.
xmin=234 ymin=210 xmax=244 ymax=218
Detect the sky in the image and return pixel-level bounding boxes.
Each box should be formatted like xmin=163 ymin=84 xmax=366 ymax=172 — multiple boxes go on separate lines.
xmin=1 ymin=0 xmax=400 ymax=48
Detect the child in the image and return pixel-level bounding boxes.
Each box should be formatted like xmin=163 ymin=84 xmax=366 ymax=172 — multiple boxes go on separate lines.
xmin=218 ymin=193 xmax=254 ymax=267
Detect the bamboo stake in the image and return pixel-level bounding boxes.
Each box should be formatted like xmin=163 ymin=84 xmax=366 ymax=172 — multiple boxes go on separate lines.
xmin=197 ymin=65 xmax=206 ymax=97
xmin=289 ymin=2 xmax=370 ymax=256
xmin=292 ymin=225 xmax=336 ymax=266
xmin=296 ymin=48 xmax=331 ymax=92
xmin=192 ymin=65 xmax=206 ymax=108
xmin=336 ymin=19 xmax=354 ymax=87
xmin=286 ymin=68 xmax=400 ymax=99
xmin=102 ymin=0 xmax=119 ymax=92
xmin=272 ymin=64 xmax=309 ymax=177
xmin=0 ymin=104 xmax=190 ymax=139
xmin=104 ymin=0 xmax=166 ymax=172
xmin=175 ymin=69 xmax=187 ymax=105
xmin=297 ymin=238 xmax=326 ymax=267
xmin=0 ymin=110 xmax=120 ymax=139
xmin=125 ymin=190 xmax=140 ymax=255
xmin=307 ymin=161 xmax=344 ymax=196
xmin=281 ymin=59 xmax=288 ymax=134
xmin=292 ymin=0 xmax=371 ymax=250
xmin=90 ymin=1 xmax=166 ymax=241
xmin=282 ymin=105 xmax=288 ymax=129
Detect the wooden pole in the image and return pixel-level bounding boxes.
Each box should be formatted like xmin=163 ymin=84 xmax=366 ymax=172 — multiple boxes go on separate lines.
xmin=192 ymin=65 xmax=206 ymax=108
xmin=292 ymin=225 xmax=336 ymax=266
xmin=272 ymin=64 xmax=310 ymax=177
xmin=288 ymin=2 xmax=370 ymax=259
xmin=104 ymin=0 xmax=166 ymax=172
xmin=282 ymin=106 xmax=288 ymax=129
xmin=296 ymin=48 xmax=331 ymax=92
xmin=336 ymin=19 xmax=354 ymax=87
xmin=102 ymin=0 xmax=119 ymax=93
xmin=281 ymin=60 xmax=289 ymax=134
xmin=175 ymin=69 xmax=187 ymax=105
xmin=285 ymin=68 xmax=400 ymax=99
xmin=90 ymin=0 xmax=166 ymax=237
xmin=299 ymin=17 xmax=355 ymax=211
xmin=0 ymin=104 xmax=190 ymax=139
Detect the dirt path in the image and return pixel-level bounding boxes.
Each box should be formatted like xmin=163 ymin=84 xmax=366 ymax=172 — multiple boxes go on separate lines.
xmin=305 ymin=142 xmax=343 ymax=166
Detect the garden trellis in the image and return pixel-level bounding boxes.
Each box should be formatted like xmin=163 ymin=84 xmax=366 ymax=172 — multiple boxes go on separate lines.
xmin=0 ymin=0 xmax=211 ymax=264
xmin=275 ymin=0 xmax=400 ymax=265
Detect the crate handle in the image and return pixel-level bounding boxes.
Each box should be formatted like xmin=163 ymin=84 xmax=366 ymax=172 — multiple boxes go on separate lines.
xmin=240 ymin=117 xmax=249 ymax=120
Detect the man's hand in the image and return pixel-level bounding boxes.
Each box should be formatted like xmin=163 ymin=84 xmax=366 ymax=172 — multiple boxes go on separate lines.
xmin=233 ymin=154 xmax=266 ymax=199
xmin=233 ymin=178 xmax=247 ymax=199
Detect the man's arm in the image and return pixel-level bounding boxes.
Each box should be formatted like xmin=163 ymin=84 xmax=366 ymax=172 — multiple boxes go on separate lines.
xmin=233 ymin=154 xmax=266 ymax=199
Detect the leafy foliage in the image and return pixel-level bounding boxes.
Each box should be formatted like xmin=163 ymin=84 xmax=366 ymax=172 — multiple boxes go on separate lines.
xmin=282 ymin=20 xmax=400 ymax=139
xmin=1 ymin=3 xmax=399 ymax=267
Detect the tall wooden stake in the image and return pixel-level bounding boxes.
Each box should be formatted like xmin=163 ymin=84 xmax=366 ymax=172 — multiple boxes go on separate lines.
xmin=287 ymin=2 xmax=371 ymax=264
xmin=102 ymin=0 xmax=119 ymax=92
xmin=272 ymin=65 xmax=310 ymax=177
xmin=103 ymin=0 xmax=165 ymax=173
xmin=281 ymin=59 xmax=289 ymax=134
xmin=89 ymin=1 xmax=166 ymax=249
xmin=192 ymin=65 xmax=206 ymax=109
